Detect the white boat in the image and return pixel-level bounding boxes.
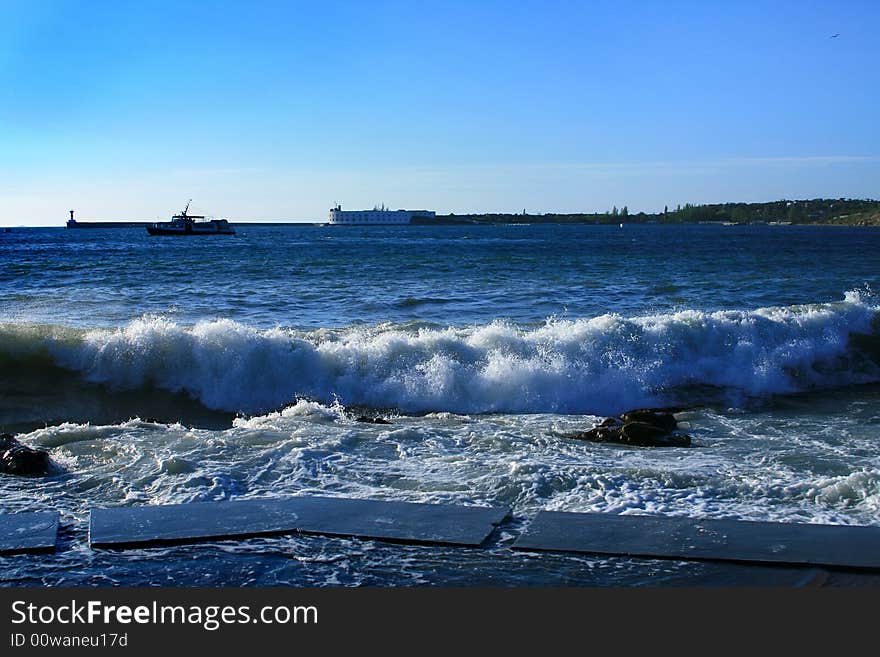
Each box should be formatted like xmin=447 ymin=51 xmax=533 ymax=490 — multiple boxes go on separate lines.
xmin=147 ymin=201 xmax=235 ymax=235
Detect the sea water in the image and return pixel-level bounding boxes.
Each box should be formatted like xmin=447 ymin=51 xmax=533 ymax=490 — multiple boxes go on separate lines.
xmin=1 ymin=223 xmax=879 ymax=585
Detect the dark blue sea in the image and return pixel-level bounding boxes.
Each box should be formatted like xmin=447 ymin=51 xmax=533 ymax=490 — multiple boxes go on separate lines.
xmin=2 ymin=223 xmax=880 ymax=585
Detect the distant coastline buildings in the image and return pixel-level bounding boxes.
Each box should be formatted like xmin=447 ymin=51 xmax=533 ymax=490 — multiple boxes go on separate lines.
xmin=327 ymin=204 xmax=436 ymax=225
xmin=57 ymin=197 xmax=880 ymax=228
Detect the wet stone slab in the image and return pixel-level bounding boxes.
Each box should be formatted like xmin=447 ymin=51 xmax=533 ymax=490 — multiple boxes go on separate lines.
xmin=512 ymin=511 xmax=880 ymax=571
xmin=0 ymin=511 xmax=59 ymax=554
xmin=89 ymin=496 xmax=511 ymax=549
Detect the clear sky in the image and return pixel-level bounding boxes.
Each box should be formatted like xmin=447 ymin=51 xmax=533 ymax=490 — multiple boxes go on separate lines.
xmin=1 ymin=0 xmax=878 ymax=225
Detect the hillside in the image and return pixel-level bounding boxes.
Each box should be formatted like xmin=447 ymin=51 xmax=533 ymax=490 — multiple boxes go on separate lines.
xmin=420 ymin=198 xmax=880 ymax=226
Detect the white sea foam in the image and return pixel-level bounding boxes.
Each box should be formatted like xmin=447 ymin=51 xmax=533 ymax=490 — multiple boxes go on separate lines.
xmin=1 ymin=291 xmax=877 ymax=415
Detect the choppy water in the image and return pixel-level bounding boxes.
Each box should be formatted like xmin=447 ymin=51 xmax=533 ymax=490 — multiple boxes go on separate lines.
xmin=2 ymin=224 xmax=880 ymax=586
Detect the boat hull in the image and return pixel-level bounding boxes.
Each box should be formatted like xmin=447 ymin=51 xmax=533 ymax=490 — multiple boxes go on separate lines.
xmin=146 ymin=226 xmax=235 ymax=235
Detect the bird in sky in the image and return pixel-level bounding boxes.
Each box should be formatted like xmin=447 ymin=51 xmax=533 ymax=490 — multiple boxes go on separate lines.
xmin=830 ymin=33 xmax=840 ymax=38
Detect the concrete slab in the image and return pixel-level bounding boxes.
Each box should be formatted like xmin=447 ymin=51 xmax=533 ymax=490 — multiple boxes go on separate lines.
xmin=512 ymin=511 xmax=880 ymax=571
xmin=90 ymin=496 xmax=510 ymax=549
xmin=0 ymin=511 xmax=59 ymax=554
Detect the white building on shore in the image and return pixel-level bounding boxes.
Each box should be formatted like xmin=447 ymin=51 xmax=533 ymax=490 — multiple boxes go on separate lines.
xmin=327 ymin=204 xmax=435 ymax=225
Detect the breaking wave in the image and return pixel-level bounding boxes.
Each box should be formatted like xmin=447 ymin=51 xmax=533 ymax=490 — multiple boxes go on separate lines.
xmin=1 ymin=290 xmax=878 ymax=415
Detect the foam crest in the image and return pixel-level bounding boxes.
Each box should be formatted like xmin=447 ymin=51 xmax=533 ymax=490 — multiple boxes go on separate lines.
xmin=1 ymin=292 xmax=877 ymax=415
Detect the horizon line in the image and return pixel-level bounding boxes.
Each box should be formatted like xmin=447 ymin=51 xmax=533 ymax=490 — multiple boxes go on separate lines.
xmin=7 ymin=195 xmax=877 ymax=228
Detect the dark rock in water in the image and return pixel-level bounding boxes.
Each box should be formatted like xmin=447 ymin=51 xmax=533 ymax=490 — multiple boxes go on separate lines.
xmin=355 ymin=416 xmax=392 ymax=425
xmin=0 ymin=433 xmax=52 ymax=476
xmin=661 ymin=433 xmax=692 ymax=447
xmin=571 ymin=408 xmax=693 ymax=448
xmin=619 ymin=422 xmax=691 ymax=447
xmin=619 ymin=409 xmax=678 ymax=432
xmin=619 ymin=421 xmax=669 ymax=445
xmin=572 ymin=426 xmax=622 ymax=442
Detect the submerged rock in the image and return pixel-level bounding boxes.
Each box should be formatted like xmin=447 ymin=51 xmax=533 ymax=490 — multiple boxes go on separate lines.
xmin=619 ymin=409 xmax=678 ymax=433
xmin=619 ymin=421 xmax=669 ymax=444
xmin=0 ymin=433 xmax=52 ymax=476
xmin=572 ymin=425 xmax=620 ymax=442
xmin=572 ymin=408 xmax=692 ymax=448
xmin=355 ymin=416 xmax=392 ymax=425
xmin=620 ymin=422 xmax=691 ymax=447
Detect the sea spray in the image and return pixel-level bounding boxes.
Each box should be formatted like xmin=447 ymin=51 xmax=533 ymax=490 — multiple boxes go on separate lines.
xmin=1 ymin=292 xmax=877 ymax=415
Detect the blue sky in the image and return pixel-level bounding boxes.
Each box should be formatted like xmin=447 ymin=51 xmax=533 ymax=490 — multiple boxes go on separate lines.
xmin=1 ymin=0 xmax=878 ymax=224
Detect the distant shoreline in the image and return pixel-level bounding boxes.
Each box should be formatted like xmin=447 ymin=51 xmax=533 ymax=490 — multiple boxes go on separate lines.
xmin=58 ymin=220 xmax=880 ymax=229
xmin=24 ymin=197 xmax=880 ymax=229
xmin=421 ymin=198 xmax=880 ymax=227
xmin=34 ymin=220 xmax=880 ymax=229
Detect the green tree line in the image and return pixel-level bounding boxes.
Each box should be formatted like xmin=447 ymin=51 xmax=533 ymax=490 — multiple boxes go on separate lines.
xmin=423 ymin=198 xmax=880 ymax=225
